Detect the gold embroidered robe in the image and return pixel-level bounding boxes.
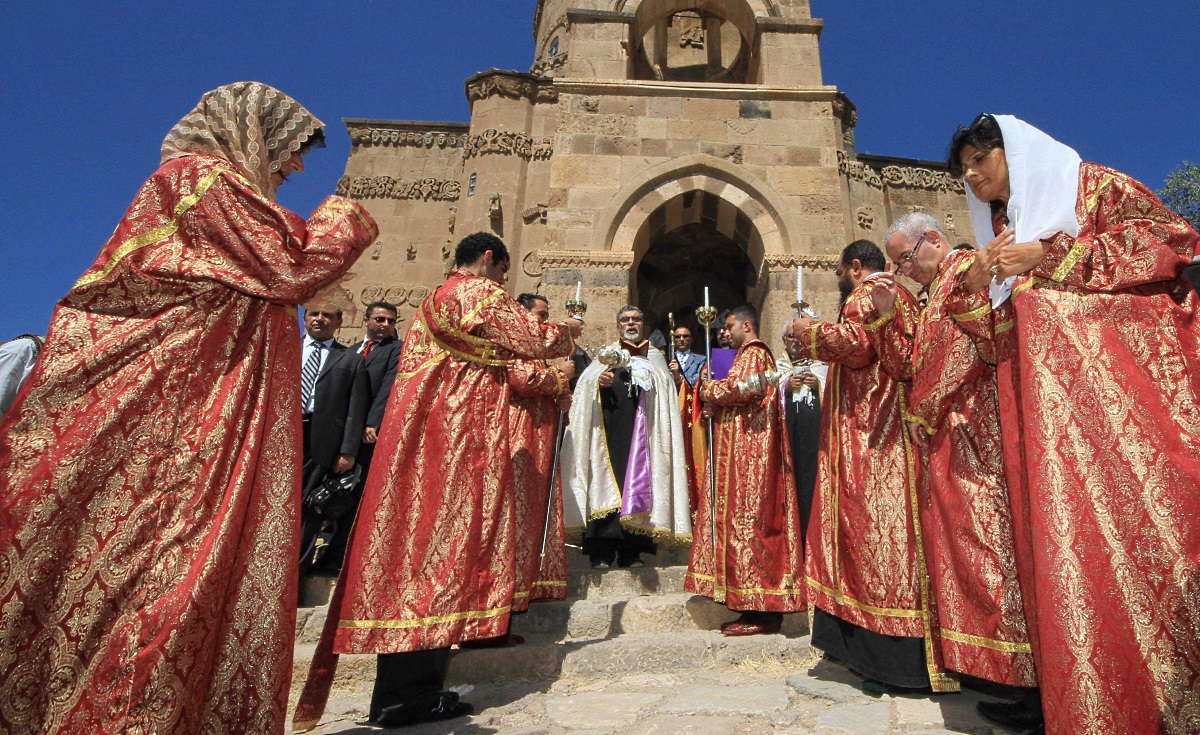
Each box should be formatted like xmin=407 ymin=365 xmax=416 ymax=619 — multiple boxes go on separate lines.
xmin=0 ymin=153 xmax=376 ymax=735
xmin=800 ymin=276 xmax=957 ymax=691
xmin=507 ymin=358 xmax=571 ymax=609
xmin=991 ymin=163 xmax=1200 ymax=734
xmin=904 ymin=248 xmax=1036 ymax=688
xmin=684 ymin=341 xmax=805 ymax=611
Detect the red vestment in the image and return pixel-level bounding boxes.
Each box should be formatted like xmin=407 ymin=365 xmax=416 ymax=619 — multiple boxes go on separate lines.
xmin=992 ymin=164 xmax=1200 ymax=734
xmin=507 ymin=359 xmax=571 ymax=608
xmin=800 ymin=276 xmax=958 ymax=691
xmin=904 ymin=249 xmax=1036 ymax=688
xmin=684 ymin=341 xmax=805 ymax=612
xmin=0 ymin=154 xmax=375 ymax=734
xmin=293 ymin=269 xmax=574 ymax=730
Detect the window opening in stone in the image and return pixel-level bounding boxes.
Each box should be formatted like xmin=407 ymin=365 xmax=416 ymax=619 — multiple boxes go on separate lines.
xmin=468 ymin=172 xmax=477 ymax=196
xmin=632 ymin=9 xmax=749 ymax=83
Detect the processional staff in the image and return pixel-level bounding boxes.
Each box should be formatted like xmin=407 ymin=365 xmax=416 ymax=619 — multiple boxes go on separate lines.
xmin=694 ymin=287 xmax=718 ymax=554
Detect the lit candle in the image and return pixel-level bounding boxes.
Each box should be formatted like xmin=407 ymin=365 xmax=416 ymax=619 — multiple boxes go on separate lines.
xmin=796 ymin=265 xmax=803 ymax=304
xmin=574 ymin=281 xmax=582 ymax=301
xmin=704 ymin=286 xmax=709 ymax=308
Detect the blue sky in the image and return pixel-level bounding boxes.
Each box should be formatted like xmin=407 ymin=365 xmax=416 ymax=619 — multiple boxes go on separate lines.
xmin=2 ymin=1 xmax=1196 ymax=336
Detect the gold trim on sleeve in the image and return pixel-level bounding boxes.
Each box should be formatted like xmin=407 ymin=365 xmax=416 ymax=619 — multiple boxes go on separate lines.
xmin=941 ymin=628 xmax=1033 ymax=654
xmin=862 ymin=306 xmax=898 ymax=333
xmin=951 ymin=302 xmax=992 ymax=323
xmin=74 ymin=167 xmax=231 ymax=289
xmin=339 ymin=604 xmax=511 ymax=629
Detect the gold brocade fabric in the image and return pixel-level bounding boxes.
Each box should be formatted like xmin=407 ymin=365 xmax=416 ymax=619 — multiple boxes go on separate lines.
xmin=331 ymin=269 xmax=574 ymax=654
xmin=991 ymin=163 xmax=1200 ymax=734
xmin=0 ymin=154 xmax=375 ymax=734
xmin=801 ymin=278 xmax=956 ymax=691
xmin=906 ymin=249 xmax=1036 ymax=688
xmin=684 ymin=341 xmax=805 ymax=611
xmin=507 ymin=359 xmax=570 ymax=610
xmin=161 ymin=81 xmax=324 ymax=202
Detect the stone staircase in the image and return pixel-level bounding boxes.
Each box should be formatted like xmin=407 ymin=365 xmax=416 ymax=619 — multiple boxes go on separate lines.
xmin=292 ymin=548 xmax=812 ymax=692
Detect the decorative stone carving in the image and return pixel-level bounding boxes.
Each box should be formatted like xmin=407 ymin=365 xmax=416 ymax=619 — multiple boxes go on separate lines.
xmin=522 ymin=203 xmax=549 ymax=224
xmin=762 ymin=254 xmax=840 ymax=270
xmin=580 ymin=96 xmax=600 ymax=114
xmin=945 ymin=213 xmax=956 ymax=233
xmin=837 ymin=151 xmax=882 ymax=188
xmin=336 ymin=176 xmax=462 ymax=201
xmin=538 ymin=250 xmax=636 ymax=270
xmin=727 ymin=119 xmax=759 ymax=135
xmin=448 ymin=206 xmax=457 ymax=234
xmin=461 ymin=129 xmax=554 ymax=162
xmin=836 ymin=151 xmax=963 ymax=193
xmin=406 ymin=243 xmax=417 ymax=261
xmin=489 ymin=193 xmax=503 ymax=221
xmin=359 ymin=283 xmax=432 ymax=307
xmin=832 ymin=93 xmax=858 ymax=129
xmin=855 ymin=206 xmax=875 ymax=231
xmin=680 ymin=26 xmax=705 ymax=48
xmin=530 ymin=52 xmax=568 ymax=76
xmin=466 ymin=72 xmax=557 ymax=104
xmin=369 ymin=240 xmax=383 ymax=260
xmin=347 ymin=127 xmax=464 ymax=149
xmin=881 ymin=166 xmax=965 ymax=193
xmin=522 ymin=250 xmax=544 ymax=277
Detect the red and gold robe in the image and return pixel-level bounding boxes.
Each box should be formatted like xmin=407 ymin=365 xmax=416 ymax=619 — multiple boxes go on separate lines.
xmin=507 ymin=358 xmax=572 ymax=609
xmin=800 ymin=276 xmax=957 ymax=691
xmin=992 ymin=164 xmax=1200 ymax=734
xmin=0 ymin=153 xmax=375 ymax=735
xmin=903 ymin=248 xmax=1036 ymax=688
xmin=684 ymin=341 xmax=805 ymax=612
xmin=294 ymin=270 xmax=575 ymax=729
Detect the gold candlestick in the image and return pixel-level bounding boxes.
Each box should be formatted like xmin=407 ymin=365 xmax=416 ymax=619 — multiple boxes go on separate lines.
xmin=565 ymin=299 xmax=587 ymax=319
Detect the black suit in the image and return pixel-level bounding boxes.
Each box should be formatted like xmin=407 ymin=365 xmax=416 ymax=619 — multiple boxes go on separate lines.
xmin=352 ymin=337 xmax=403 ymax=429
xmin=300 ymin=338 xmax=369 ymax=572
xmin=783 ymin=387 xmax=821 ymax=534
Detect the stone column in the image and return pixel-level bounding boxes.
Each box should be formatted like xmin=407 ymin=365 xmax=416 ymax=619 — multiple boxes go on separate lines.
xmin=539 ymin=251 xmax=635 ymax=352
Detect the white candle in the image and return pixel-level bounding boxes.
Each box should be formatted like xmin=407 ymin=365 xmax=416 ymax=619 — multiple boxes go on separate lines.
xmin=704 ymin=286 xmax=709 ymax=308
xmin=796 ymin=265 xmax=804 ymax=303
xmin=574 ymin=281 xmax=582 ymax=301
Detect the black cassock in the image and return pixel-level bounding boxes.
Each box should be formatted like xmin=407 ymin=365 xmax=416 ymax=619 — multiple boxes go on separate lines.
xmin=783 ymin=388 xmax=821 ymax=533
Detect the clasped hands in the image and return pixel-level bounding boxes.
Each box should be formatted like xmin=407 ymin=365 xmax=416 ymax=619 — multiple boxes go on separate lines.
xmin=963 ymin=229 xmax=1048 ymax=294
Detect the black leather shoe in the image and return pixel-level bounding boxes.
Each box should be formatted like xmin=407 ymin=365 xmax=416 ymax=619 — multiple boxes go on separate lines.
xmin=373 ymin=692 xmax=473 ymax=728
xmin=977 ymin=699 xmax=1044 ymax=731
xmin=589 ymin=554 xmax=614 ymax=569
xmin=616 ymin=552 xmax=644 ymax=568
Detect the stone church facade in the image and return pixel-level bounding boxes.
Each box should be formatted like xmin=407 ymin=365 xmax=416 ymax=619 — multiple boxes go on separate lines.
xmin=334 ymin=0 xmax=972 ymax=347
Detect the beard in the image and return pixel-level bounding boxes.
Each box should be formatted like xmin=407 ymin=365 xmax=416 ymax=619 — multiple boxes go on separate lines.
xmin=838 ymin=278 xmax=853 ymax=303
xmin=622 ymin=327 xmax=642 ymax=342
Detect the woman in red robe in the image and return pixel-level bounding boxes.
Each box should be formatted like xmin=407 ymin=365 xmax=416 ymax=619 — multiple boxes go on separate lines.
xmin=0 ymin=82 xmax=376 ymax=735
xmin=952 ymin=113 xmax=1200 ymax=735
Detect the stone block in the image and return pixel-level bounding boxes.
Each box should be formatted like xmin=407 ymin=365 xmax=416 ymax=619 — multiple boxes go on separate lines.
xmin=660 ymin=684 xmax=790 ymax=715
xmin=785 ymin=673 xmax=874 ymax=704
xmin=595 ymin=135 xmax=640 ymax=156
xmin=298 ymin=575 xmax=336 ymax=608
xmin=894 ymin=695 xmax=945 ymax=726
xmin=447 ymin=642 xmax=565 ymax=684
xmin=814 ymin=702 xmax=893 ymax=735
xmin=297 ymin=607 xmax=328 ymax=644
xmin=636 ymin=715 xmax=747 ymax=735
xmin=682 ymin=97 xmax=737 ymax=121
xmin=544 ymin=691 xmax=664 ymax=730
xmin=768 ymin=167 xmax=840 ymax=197
xmin=641 ymin=137 xmax=669 ymax=157
xmin=560 ymin=632 xmax=711 ymax=677
xmin=550 ymin=156 xmax=622 ymax=189
xmin=571 ymin=134 xmax=596 ymax=155
xmin=646 ymin=96 xmax=682 ymax=118
xmin=712 ymin=633 xmax=815 ymax=667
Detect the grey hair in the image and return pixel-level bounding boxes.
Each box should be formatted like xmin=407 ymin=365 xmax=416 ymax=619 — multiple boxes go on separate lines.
xmin=616 ymin=305 xmax=643 ymax=323
xmin=883 ymin=211 xmax=947 ymax=247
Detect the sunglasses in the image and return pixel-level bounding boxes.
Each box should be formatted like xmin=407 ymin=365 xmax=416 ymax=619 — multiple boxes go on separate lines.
xmin=370 ymin=316 xmax=397 ymax=324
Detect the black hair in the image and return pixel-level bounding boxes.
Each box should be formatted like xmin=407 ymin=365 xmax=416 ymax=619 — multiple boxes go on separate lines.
xmin=840 ymin=239 xmax=887 ymax=273
xmin=454 ymin=232 xmax=510 ymax=268
xmin=517 ymin=293 xmax=549 ymax=310
xmin=364 ymin=301 xmax=397 ymax=317
xmin=297 ymin=128 xmax=327 ymax=155
xmin=947 ymin=113 xmax=1005 ymax=178
xmin=728 ymin=304 xmax=759 ymax=332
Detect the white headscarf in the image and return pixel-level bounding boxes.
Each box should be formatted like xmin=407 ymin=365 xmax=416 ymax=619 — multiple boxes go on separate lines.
xmin=963 ymin=115 xmax=1082 ymax=306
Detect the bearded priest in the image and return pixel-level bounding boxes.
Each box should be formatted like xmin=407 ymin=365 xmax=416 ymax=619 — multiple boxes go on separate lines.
xmin=561 ymin=305 xmax=692 ymax=567
xmin=685 ymin=305 xmax=805 ymax=635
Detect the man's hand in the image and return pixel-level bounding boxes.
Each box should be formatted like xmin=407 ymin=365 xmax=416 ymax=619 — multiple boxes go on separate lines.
xmin=801 ymin=372 xmax=820 ymax=389
xmin=787 ymin=373 xmax=806 ymax=392
xmin=333 ymin=453 xmax=356 ymax=474
xmin=563 ymin=318 xmax=584 ymax=338
xmin=700 ymin=402 xmax=714 ymax=419
xmin=964 ymin=229 xmax=1012 ymax=293
xmin=556 ymin=358 xmax=577 ymax=381
xmin=598 ymin=369 xmax=614 ymax=388
xmin=906 ymin=421 xmax=928 ymax=448
xmin=556 ymin=394 xmax=573 ymax=413
xmin=669 ymin=359 xmax=682 ymax=385
xmin=870 ymin=272 xmax=899 ymax=315
xmin=791 ymin=314 xmax=816 ymax=334
xmin=362 ymin=426 xmax=378 ymax=444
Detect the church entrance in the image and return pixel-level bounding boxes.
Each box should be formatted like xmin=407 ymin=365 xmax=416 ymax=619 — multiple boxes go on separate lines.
xmin=632 ymin=189 xmax=757 ymax=345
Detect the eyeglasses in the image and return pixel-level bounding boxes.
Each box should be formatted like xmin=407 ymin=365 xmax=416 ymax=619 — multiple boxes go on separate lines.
xmin=673 ymin=334 xmax=691 ymax=340
xmin=618 ymin=315 xmax=643 ymax=323
xmin=897 ymin=232 xmax=927 ymax=270
xmin=370 ymin=316 xmax=397 ymax=324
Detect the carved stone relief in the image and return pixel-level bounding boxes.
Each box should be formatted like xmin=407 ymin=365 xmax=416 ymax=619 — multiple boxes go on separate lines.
xmin=855 ymin=206 xmax=875 ymax=231
xmin=466 ymin=74 xmax=557 ymax=104
xmin=336 ymin=176 xmax=461 ymax=201
xmin=347 ymin=128 xmax=464 ymax=149
xmin=530 ymin=52 xmax=568 ymax=76
xmin=359 ymin=283 xmax=432 ymax=308
xmin=461 ymin=129 xmax=554 ymax=162
xmin=836 ymin=151 xmax=964 ymax=193
xmin=522 ymin=203 xmax=549 ymax=224
xmin=406 ymin=243 xmax=417 ymax=261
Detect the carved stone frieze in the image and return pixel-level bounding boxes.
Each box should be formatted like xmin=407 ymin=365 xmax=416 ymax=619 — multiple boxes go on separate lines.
xmin=762 ymin=253 xmax=839 ymax=270
xmin=530 ymin=52 xmax=569 ymax=76
xmin=467 ymin=72 xmax=558 ymax=104
xmin=359 ymin=283 xmax=431 ymax=308
xmin=348 ymin=128 xmax=464 ymax=149
xmin=336 ymin=176 xmax=461 ymax=201
xmin=461 ymin=128 xmax=554 ymax=162
xmin=836 ymin=151 xmax=963 ymax=193
xmin=522 ymin=203 xmax=549 ymax=224
xmin=855 ymin=206 xmax=875 ymax=231
xmin=538 ymin=250 xmax=635 ymax=270
xmin=522 ymin=250 xmax=543 ymax=277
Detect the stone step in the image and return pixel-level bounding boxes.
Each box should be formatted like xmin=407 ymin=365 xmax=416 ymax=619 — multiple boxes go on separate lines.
xmin=510 ymin=593 xmax=809 ymax=641
xmin=291 ymin=630 xmax=815 ymax=693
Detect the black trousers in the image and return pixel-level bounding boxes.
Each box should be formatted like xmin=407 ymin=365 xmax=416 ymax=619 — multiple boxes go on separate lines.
xmin=369 ymin=648 xmax=451 ymax=721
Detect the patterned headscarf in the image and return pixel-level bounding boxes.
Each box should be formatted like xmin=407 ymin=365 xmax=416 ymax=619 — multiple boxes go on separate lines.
xmin=161 ymin=81 xmax=325 ymax=201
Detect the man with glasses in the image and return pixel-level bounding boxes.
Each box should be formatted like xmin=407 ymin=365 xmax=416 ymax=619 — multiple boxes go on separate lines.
xmin=789 ymin=240 xmax=956 ymax=694
xmin=668 ymin=327 xmax=706 ymax=388
xmin=875 ymin=212 xmax=1038 ymax=723
xmin=562 ymin=305 xmax=690 ymax=569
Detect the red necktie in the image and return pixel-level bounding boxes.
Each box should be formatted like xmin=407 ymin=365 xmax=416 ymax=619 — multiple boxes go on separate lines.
xmin=362 ymin=340 xmax=376 ymax=357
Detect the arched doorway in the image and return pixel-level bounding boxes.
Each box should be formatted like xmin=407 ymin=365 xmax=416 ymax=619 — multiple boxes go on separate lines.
xmin=631 ymin=188 xmax=761 ymax=345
